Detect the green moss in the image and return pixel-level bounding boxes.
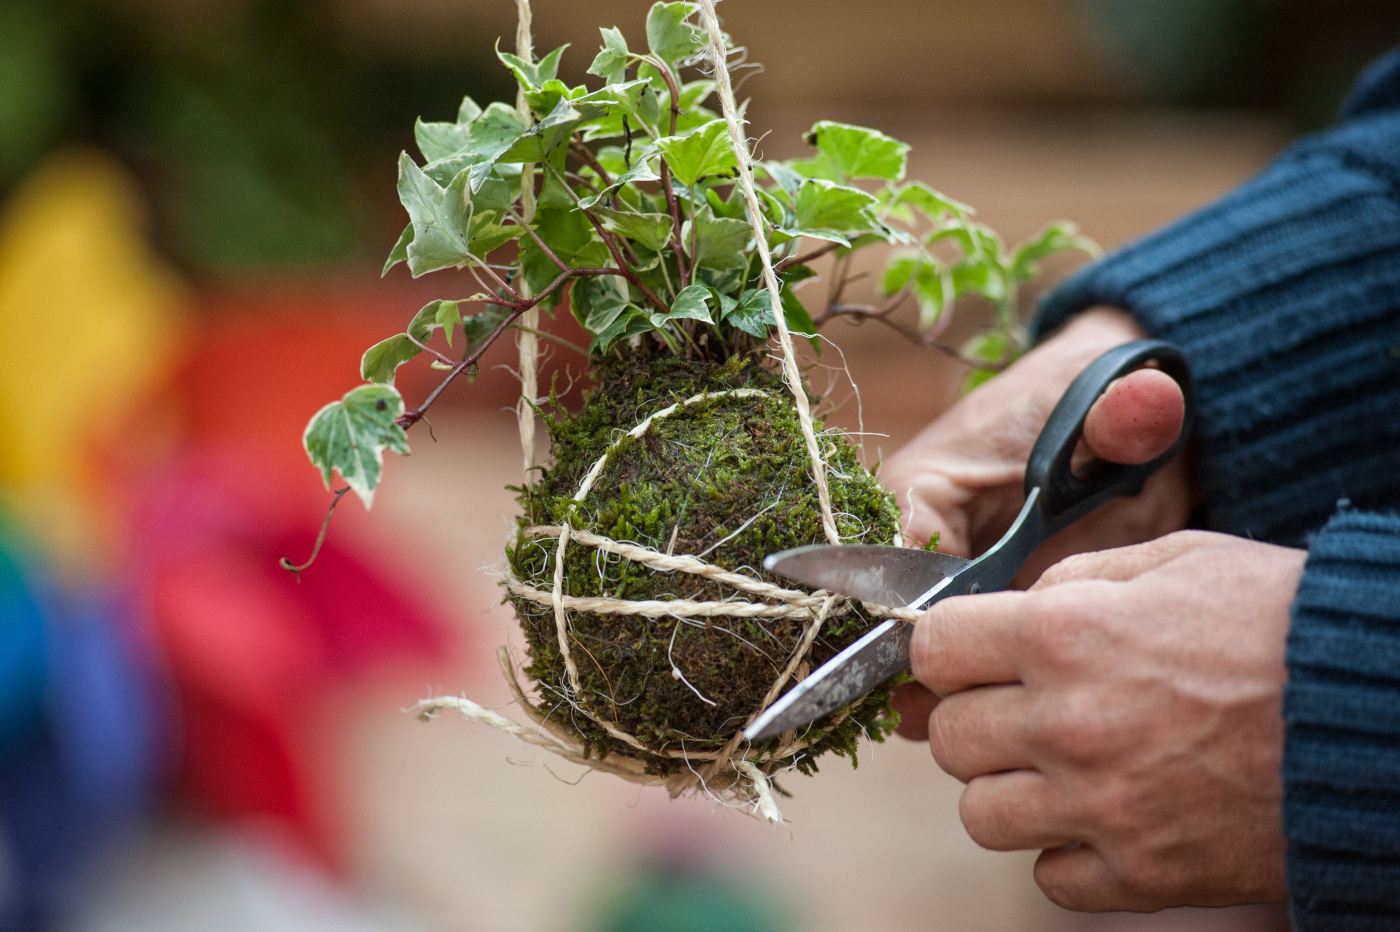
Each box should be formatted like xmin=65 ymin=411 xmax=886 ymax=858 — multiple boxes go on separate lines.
xmin=506 ymin=346 xmax=903 ymax=777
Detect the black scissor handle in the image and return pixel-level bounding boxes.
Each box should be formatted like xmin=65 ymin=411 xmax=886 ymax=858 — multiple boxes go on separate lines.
xmin=1025 ymin=339 xmax=1193 ymax=533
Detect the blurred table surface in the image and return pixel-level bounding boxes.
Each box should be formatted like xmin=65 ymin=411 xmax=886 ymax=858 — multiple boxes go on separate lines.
xmin=327 ymin=112 xmax=1291 ymax=932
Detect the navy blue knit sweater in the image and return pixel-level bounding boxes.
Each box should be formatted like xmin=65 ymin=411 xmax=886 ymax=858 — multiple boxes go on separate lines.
xmin=1035 ymin=51 xmax=1400 ymax=930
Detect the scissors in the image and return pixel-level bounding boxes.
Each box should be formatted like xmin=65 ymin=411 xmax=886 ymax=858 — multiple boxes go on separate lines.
xmin=744 ymin=340 xmax=1194 ymax=742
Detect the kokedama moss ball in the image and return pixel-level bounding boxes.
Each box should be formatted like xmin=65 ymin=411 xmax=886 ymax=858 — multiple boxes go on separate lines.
xmin=507 ymin=349 xmax=903 ymax=777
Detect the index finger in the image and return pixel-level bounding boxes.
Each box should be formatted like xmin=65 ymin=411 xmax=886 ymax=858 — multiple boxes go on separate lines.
xmin=911 ymin=590 xmax=1026 ymax=697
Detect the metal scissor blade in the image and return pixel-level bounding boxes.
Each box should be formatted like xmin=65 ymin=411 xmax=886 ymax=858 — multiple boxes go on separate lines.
xmin=763 ymin=544 xmax=970 ymax=608
xmin=744 ymin=619 xmax=913 ymax=741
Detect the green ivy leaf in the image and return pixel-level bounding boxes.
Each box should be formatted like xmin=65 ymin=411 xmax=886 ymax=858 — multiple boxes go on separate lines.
xmin=405 ymin=298 xmax=488 ymax=350
xmin=960 ymin=329 xmax=1010 ymax=393
xmin=686 ymin=208 xmax=751 ymax=270
xmin=463 ymin=305 xmax=512 ymax=348
xmin=890 ymin=181 xmax=972 ymax=223
xmin=656 ymin=120 xmax=737 ymax=187
xmin=577 ymin=151 xmax=661 ymax=209
xmin=360 ymin=333 xmax=421 ymax=384
xmin=497 ymin=43 xmax=569 ymax=89
xmin=594 ymin=207 xmax=674 ymax=252
xmin=880 ymin=254 xmax=947 ymax=330
xmin=408 ymin=299 xmax=450 ymax=342
xmin=668 ymin=283 xmax=714 ymax=324
xmin=592 ymin=306 xmax=652 ymax=353
xmin=588 ymin=26 xmax=630 ymax=83
xmin=793 ymin=179 xmax=879 ymax=232
xmin=397 ymin=154 xmax=473 ymax=276
xmin=795 ymin=121 xmax=909 ymax=182
xmin=727 ymin=288 xmax=775 ymax=338
xmin=382 ymin=224 xmax=412 ymax=277
xmin=1009 ymin=221 xmax=1100 ymax=282
xmin=303 ymin=385 xmax=410 ymax=508
xmin=471 ymin=98 xmax=583 ymax=189
xmin=646 ymin=2 xmax=703 ymax=66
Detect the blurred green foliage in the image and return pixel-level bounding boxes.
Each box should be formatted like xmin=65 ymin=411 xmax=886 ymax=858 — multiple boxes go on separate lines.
xmin=0 ymin=0 xmax=507 ymax=273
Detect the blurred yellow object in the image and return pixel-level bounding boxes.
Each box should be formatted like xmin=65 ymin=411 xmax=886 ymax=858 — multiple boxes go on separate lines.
xmin=0 ymin=150 xmax=185 ymax=568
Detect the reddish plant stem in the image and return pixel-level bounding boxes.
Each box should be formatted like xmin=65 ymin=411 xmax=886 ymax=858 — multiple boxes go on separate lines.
xmin=279 ymin=486 xmax=350 ymax=577
xmin=570 ymin=140 xmax=614 ymax=188
xmin=644 ymin=56 xmax=691 ymax=287
xmin=775 ymin=241 xmax=842 ymax=272
xmin=397 ymin=267 xmax=627 ymax=428
xmin=580 ymin=210 xmax=670 ymax=314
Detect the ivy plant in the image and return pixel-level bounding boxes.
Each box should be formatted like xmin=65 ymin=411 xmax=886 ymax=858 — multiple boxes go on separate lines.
xmin=297 ymin=1 xmax=1097 ymax=516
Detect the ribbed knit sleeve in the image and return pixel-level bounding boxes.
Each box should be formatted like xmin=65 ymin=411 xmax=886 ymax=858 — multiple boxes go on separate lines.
xmin=1034 ymin=50 xmax=1400 ymax=546
xmin=1284 ymin=509 xmax=1400 ymax=929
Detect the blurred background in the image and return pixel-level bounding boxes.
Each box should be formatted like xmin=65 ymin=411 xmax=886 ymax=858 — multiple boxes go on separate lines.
xmin=1 ymin=1 xmax=1395 ymax=930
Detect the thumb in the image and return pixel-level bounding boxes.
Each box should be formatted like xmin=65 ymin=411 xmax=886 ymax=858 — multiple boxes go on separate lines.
xmin=1082 ymin=368 xmax=1185 ymax=465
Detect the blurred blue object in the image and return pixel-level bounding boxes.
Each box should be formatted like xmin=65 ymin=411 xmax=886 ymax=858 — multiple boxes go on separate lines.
xmin=0 ymin=525 xmax=168 ymax=930
xmin=0 ymin=520 xmax=47 ymax=758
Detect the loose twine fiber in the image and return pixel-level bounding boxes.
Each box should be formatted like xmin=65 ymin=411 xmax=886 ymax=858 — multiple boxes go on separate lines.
xmin=414 ymin=0 xmax=914 ymax=824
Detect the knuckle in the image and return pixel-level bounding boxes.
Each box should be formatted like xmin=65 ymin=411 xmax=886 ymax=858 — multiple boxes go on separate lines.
xmin=1082 ymin=778 xmax=1139 ymax=840
xmin=1033 ymin=857 xmax=1091 ymax=911
xmin=1035 ymin=552 xmax=1098 ymax=589
xmin=1110 ymin=852 xmax=1181 ymax=908
xmin=957 ymin=782 xmax=1011 ymax=850
xmin=1019 ymin=585 xmax=1109 ymax=667
xmin=926 ymin=703 xmax=957 ymax=774
xmin=1028 ymin=690 xmax=1110 ymax=764
xmin=926 ymin=698 xmax=975 ymax=781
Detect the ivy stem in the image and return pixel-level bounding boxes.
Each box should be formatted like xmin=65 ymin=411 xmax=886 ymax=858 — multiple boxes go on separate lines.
xmin=570 ymin=140 xmax=614 ymax=188
xmin=279 ymin=487 xmax=350 ymax=577
xmin=513 ymin=324 xmax=588 ymax=356
xmin=398 ymin=267 xmax=625 ymax=428
xmin=647 ymin=56 xmax=691 ymax=288
xmin=776 ymin=241 xmax=842 ymax=272
xmin=511 ymin=210 xmax=570 ymax=272
xmin=405 ymin=332 xmax=457 ymax=366
xmin=580 ymin=210 xmax=671 ymax=314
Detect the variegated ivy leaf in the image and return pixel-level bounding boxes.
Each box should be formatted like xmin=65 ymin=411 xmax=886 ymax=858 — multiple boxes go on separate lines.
xmin=382 ymin=224 xmax=412 ymax=277
xmin=303 ymin=385 xmax=410 ymax=508
xmin=396 ymin=154 xmax=473 ymax=276
xmin=591 ymin=306 xmax=652 ymax=353
xmin=573 ymin=275 xmax=632 ymax=334
xmin=412 ymin=97 xmax=485 ymax=163
xmin=792 ymin=179 xmax=879 ymax=234
xmin=666 ymin=283 xmax=714 ymax=324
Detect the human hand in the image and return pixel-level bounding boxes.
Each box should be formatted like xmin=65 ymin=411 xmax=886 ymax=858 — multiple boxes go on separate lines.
xmin=878 ymin=307 xmax=1193 ymax=581
xmin=908 ymin=531 xmax=1306 ymax=910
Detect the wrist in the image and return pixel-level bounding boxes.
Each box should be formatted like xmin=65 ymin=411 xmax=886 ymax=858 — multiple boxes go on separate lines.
xmin=1056 ymin=305 xmax=1147 ymax=348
